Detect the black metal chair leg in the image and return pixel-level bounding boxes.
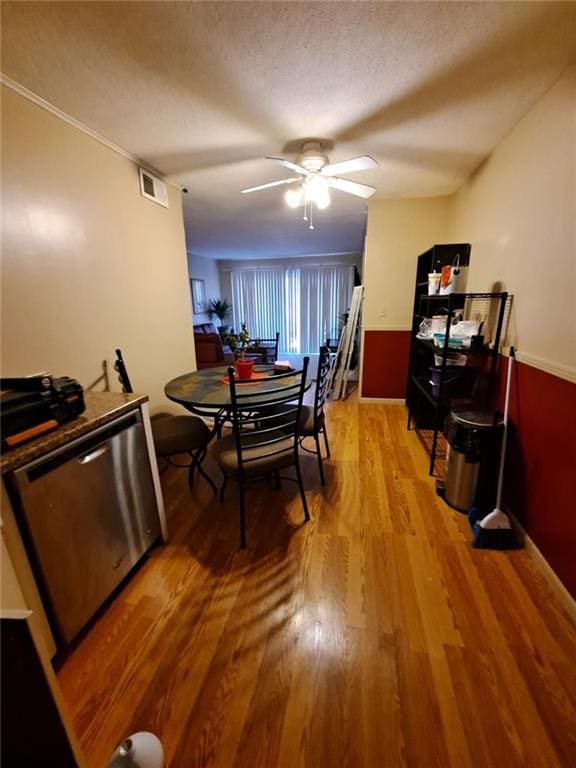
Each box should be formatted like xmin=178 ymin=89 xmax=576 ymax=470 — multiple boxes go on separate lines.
xmin=188 ymin=448 xmax=216 ymax=492
xmin=219 ymin=473 xmax=228 ymax=502
xmin=238 ymin=480 xmax=247 ymax=548
xmin=294 ymin=460 xmax=310 ymax=522
xmin=314 ymin=433 xmax=325 ymax=485
xmin=197 ymin=461 xmax=217 ymax=493
xmin=187 ymin=448 xmax=202 ymax=486
xmin=322 ymin=427 xmax=331 ymax=458
xmin=215 ymin=412 xmax=225 ymax=439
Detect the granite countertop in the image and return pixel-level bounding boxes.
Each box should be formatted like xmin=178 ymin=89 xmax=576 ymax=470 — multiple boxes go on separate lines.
xmin=1 ymin=391 xmax=148 ymax=475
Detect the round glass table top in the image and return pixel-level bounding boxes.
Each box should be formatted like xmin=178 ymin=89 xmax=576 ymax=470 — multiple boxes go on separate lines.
xmin=165 ymin=366 xmax=306 ymax=413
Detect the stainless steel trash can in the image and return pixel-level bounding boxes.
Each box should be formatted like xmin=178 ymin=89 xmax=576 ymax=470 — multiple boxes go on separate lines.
xmin=442 ymin=410 xmax=499 ymax=512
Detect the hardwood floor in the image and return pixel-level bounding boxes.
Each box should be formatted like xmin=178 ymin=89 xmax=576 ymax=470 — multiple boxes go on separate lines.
xmin=56 ymin=396 xmax=576 ymax=767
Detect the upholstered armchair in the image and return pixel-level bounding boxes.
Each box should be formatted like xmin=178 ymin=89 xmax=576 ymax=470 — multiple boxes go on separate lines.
xmin=193 ymin=323 xmax=235 ymax=370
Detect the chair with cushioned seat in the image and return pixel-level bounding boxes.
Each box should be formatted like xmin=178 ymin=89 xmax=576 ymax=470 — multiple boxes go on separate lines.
xmin=114 ymin=349 xmax=215 ymax=492
xmin=212 ymin=357 xmax=310 ymax=548
xmin=298 ymin=346 xmax=332 ymax=485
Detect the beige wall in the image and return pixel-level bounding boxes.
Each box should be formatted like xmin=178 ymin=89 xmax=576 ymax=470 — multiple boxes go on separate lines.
xmin=449 ymin=64 xmax=576 ymax=380
xmin=187 ymin=252 xmax=222 ymax=326
xmin=1 ymin=85 xmax=196 ymax=411
xmin=363 ymin=197 xmax=452 ymax=330
xmin=363 ymin=63 xmax=575 ymax=384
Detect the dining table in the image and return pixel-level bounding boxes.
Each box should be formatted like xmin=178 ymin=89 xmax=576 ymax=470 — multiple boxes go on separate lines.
xmin=164 ymin=364 xmax=309 ymax=430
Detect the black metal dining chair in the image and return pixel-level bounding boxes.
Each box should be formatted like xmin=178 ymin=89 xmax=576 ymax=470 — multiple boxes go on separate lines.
xmin=251 ymin=332 xmax=280 ymax=364
xmin=298 ymin=346 xmax=332 ymax=485
xmin=212 ymin=357 xmax=310 ymax=548
xmin=265 ymin=347 xmax=332 ymax=485
xmin=114 ymin=349 xmax=216 ymax=492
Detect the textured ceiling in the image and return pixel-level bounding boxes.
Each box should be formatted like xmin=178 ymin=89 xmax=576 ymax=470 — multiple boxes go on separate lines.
xmin=2 ymin=1 xmax=576 ymax=259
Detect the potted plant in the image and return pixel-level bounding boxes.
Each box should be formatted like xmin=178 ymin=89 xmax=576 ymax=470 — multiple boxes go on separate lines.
xmin=206 ymin=297 xmax=233 ymax=336
xmin=226 ymin=323 xmax=255 ymax=379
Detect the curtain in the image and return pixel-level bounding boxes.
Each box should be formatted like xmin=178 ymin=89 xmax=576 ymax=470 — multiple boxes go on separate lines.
xmin=230 ymin=265 xmax=355 ymax=354
xmin=299 ymin=265 xmax=355 ymax=352
xmin=231 ymin=268 xmax=291 ymax=349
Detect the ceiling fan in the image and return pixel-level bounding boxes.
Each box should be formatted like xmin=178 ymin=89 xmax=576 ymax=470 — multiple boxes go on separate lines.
xmin=241 ymin=140 xmax=378 ymax=229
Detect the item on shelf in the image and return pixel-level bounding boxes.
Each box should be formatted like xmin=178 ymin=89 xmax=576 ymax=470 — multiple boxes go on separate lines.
xmin=439 ymin=254 xmax=469 ymax=295
xmin=417 ymin=318 xmax=433 ymax=338
xmin=433 ymin=334 xmax=464 ymax=348
xmin=441 ymin=319 xmax=482 ymax=348
xmin=434 ymin=352 xmax=467 ymax=367
xmin=429 ymin=366 xmax=478 ymax=399
xmin=428 ymin=272 xmax=441 ymax=295
xmin=431 ymin=314 xmax=450 ymax=334
xmin=452 ymin=320 xmax=480 ymax=336
xmin=470 ymin=334 xmax=485 ymax=350
xmin=470 ymin=320 xmax=486 ymax=350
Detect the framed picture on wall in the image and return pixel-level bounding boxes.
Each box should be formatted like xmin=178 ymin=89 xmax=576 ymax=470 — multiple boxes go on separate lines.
xmin=190 ymin=278 xmax=206 ymax=314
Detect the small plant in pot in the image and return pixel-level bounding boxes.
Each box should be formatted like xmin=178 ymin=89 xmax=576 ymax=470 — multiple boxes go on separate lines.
xmin=227 ymin=323 xmax=256 ymax=379
xmin=206 ymin=297 xmax=233 ymax=336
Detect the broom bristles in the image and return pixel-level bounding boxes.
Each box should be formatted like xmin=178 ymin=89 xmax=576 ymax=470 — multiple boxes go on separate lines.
xmin=469 ymin=507 xmax=519 ymax=549
xmin=472 ymin=526 xmax=519 ymax=549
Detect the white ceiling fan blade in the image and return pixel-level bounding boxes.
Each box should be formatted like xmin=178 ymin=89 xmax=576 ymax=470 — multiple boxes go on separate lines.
xmin=321 ymin=155 xmax=378 ymax=176
xmin=241 ymin=177 xmax=300 ymax=194
xmin=266 ymin=157 xmax=310 ymax=176
xmin=327 ymin=176 xmax=376 ymax=198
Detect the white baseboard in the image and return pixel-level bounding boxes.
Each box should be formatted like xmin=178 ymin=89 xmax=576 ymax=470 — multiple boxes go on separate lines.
xmin=358 ymin=396 xmax=405 ymax=404
xmin=506 ymin=509 xmax=576 ymax=624
xmin=522 ymin=532 xmax=576 ymax=624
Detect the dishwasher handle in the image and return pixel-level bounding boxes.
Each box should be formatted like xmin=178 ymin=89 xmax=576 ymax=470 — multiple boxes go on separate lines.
xmin=77 ymin=445 xmax=108 ymax=465
xmin=19 ymin=413 xmax=140 ymax=483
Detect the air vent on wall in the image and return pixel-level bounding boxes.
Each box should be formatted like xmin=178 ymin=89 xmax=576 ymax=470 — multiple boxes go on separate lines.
xmin=138 ymin=167 xmax=169 ymax=208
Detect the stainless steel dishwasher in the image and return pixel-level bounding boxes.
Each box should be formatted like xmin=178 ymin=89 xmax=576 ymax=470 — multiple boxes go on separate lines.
xmin=9 ymin=410 xmax=160 ymax=644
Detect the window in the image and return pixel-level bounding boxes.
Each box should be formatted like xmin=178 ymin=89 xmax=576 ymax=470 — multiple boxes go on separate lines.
xmin=230 ymin=265 xmax=355 ymax=354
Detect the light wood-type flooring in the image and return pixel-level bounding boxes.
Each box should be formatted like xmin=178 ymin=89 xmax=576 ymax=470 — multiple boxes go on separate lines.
xmin=57 ymin=397 xmax=576 ymax=767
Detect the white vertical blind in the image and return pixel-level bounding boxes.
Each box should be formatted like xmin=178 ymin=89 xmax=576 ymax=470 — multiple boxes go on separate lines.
xmin=230 ymin=265 xmax=355 ymax=353
xmin=299 ymin=266 xmax=355 ymax=352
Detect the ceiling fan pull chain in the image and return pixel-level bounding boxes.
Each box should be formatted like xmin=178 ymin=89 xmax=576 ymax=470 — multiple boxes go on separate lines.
xmin=309 ymin=203 xmax=314 ymax=230
xmin=303 ymin=200 xmax=308 ymax=222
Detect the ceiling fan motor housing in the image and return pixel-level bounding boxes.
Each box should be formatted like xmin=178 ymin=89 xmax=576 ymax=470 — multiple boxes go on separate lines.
xmin=296 ymin=141 xmax=329 ymax=172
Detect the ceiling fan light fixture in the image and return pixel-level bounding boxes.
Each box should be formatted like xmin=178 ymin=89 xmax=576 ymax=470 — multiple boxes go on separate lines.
xmin=284 ymin=186 xmax=304 ymax=208
xmin=303 ymin=175 xmax=331 ymax=209
xmin=243 ymin=142 xmax=377 ymax=226
xmin=314 ymin=189 xmax=332 ymax=211
xmin=305 ymin=174 xmax=327 ymax=196
xmin=315 ymin=190 xmax=331 ymax=209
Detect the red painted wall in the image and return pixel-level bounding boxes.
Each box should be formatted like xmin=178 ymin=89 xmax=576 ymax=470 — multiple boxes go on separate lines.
xmin=494 ymin=357 xmax=576 ymax=597
xmin=361 ymin=330 xmax=411 ymax=398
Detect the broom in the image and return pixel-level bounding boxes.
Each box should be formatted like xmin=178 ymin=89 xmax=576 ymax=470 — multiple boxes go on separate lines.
xmin=468 ymin=347 xmax=519 ymax=549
